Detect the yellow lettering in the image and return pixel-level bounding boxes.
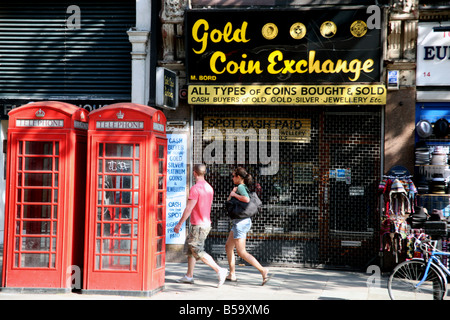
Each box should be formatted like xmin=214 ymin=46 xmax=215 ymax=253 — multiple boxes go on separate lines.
xmin=210 ymin=51 xmax=226 ymax=74
xmin=334 ymin=60 xmax=350 ymax=73
xmin=234 ymin=22 xmax=250 ymax=43
xmin=348 ymin=59 xmax=362 ymax=81
xmin=295 ymin=60 xmax=307 ymax=73
xmin=191 ymin=20 xmax=250 ymax=55
xmin=308 ymin=51 xmax=322 ymax=74
xmin=362 ymin=59 xmax=374 ymax=73
xmin=321 ymin=60 xmax=335 ymax=73
xmin=192 ymin=19 xmax=209 ymax=54
xmin=267 ymin=50 xmax=283 ymax=74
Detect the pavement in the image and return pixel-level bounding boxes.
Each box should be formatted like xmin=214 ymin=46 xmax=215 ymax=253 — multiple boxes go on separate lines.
xmin=0 ymin=262 xmax=392 ymax=301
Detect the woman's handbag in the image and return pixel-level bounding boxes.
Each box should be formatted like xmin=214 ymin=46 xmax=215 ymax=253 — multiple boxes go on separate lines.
xmin=225 ymin=192 xmax=262 ymax=219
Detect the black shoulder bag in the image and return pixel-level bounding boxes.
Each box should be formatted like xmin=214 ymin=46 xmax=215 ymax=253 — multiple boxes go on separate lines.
xmin=225 ymin=191 xmax=262 ymax=220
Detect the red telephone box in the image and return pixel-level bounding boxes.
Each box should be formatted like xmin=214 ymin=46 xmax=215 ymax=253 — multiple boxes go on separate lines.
xmin=83 ymin=103 xmax=167 ymax=296
xmin=2 ymin=101 xmax=88 ymax=292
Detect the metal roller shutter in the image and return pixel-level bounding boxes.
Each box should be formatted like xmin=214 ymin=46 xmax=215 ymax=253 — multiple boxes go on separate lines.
xmin=0 ymin=0 xmax=135 ymax=100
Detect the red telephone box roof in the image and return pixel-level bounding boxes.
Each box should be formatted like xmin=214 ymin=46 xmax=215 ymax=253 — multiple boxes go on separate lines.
xmin=88 ymin=103 xmax=166 ymax=133
xmin=8 ymin=101 xmax=88 ymax=130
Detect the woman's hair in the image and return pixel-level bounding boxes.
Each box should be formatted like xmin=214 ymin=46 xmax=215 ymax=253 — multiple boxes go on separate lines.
xmin=234 ymin=167 xmax=253 ymax=187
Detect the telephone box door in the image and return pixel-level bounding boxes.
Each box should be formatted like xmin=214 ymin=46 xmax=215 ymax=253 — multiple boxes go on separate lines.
xmin=85 ymin=136 xmax=147 ymax=290
xmin=4 ymin=135 xmax=65 ymax=286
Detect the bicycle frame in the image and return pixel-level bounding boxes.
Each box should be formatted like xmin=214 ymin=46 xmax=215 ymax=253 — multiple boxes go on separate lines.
xmin=416 ymin=248 xmax=450 ymax=289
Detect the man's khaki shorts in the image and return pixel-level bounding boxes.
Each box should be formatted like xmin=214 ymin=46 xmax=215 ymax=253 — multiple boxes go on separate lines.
xmin=184 ymin=225 xmax=212 ymax=260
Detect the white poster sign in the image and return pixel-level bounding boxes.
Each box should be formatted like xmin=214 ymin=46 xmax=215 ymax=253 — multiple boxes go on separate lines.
xmin=165 ymin=134 xmax=187 ymax=244
xmin=417 ymin=22 xmax=450 ymax=86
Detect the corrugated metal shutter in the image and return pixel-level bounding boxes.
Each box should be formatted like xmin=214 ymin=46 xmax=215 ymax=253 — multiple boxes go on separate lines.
xmin=0 ymin=0 xmax=135 ymax=100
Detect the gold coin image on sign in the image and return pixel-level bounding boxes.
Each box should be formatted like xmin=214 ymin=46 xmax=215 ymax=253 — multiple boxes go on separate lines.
xmin=290 ymin=22 xmax=306 ymax=40
xmin=262 ymin=23 xmax=278 ymax=40
xmin=350 ymin=20 xmax=368 ymax=37
xmin=320 ymin=21 xmax=337 ymax=38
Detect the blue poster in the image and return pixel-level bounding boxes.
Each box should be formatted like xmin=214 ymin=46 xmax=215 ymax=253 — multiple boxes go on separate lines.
xmin=166 ymin=134 xmax=187 ymax=244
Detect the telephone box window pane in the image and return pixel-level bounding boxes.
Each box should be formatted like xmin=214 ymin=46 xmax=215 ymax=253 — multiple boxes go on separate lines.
xmin=54 ymin=142 xmax=59 ymax=156
xmin=133 ymin=208 xmax=138 ymax=220
xmin=98 ymin=175 xmax=103 ymax=188
xmin=25 ymin=141 xmax=53 ymax=155
xmin=156 ymin=254 xmax=162 ymax=269
xmin=24 ymin=173 xmax=52 ymax=186
xmin=157 ymin=207 xmax=163 ymax=221
xmin=22 ymin=237 xmax=50 ymax=251
xmin=158 ymin=192 xmax=163 ymax=205
xmin=18 ymin=157 xmax=22 ymax=170
xmin=15 ymin=237 xmax=20 ymax=250
xmin=105 ymin=144 xmax=133 ymax=158
xmin=157 ymin=223 xmax=164 ymax=237
xmin=16 ymin=205 xmax=21 ymax=219
xmin=21 ymin=253 xmax=49 ymax=268
xmin=103 ymin=191 xmax=132 ymax=205
xmin=158 ymin=176 xmax=164 ymax=190
xmin=135 ymin=145 xmax=139 ymax=158
xmin=25 ymin=158 xmax=52 ymax=171
xmin=18 ymin=141 xmax=23 ymax=155
xmin=104 ymin=175 xmax=132 ymax=189
xmin=134 ymin=192 xmax=139 ymax=205
xmin=54 ymin=174 xmax=58 ymax=187
xmin=159 ymin=145 xmax=164 ymax=159
xmin=157 ymin=238 xmax=163 ymax=252
xmin=121 ymin=224 xmax=131 ymax=235
xmin=121 ymin=207 xmax=131 ymax=219
xmin=134 ymin=160 xmax=139 ymax=174
xmin=99 ymin=143 xmax=104 ymax=157
xmin=17 ymin=173 xmax=22 ymax=187
xmin=102 ymin=256 xmax=130 ymax=270
xmin=22 ymin=221 xmax=50 ymax=235
xmin=23 ymin=205 xmax=51 ymax=218
xmin=132 ymin=256 xmax=137 ymax=271
xmin=53 ymin=189 xmax=58 ymax=202
xmin=24 ymin=189 xmax=51 ymax=202
xmin=134 ymin=176 xmax=139 ymax=189
xmin=102 ymin=239 xmax=131 ymax=254
xmin=98 ymin=160 xmax=103 ymax=173
xmin=159 ymin=160 xmax=163 ymax=174
xmin=105 ymin=160 xmax=132 ymax=173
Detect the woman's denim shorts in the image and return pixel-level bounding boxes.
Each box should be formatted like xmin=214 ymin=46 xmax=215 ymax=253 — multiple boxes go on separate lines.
xmin=231 ymin=217 xmax=252 ymax=239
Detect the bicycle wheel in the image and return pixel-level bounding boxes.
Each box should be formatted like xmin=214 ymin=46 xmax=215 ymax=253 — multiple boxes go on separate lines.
xmin=388 ymin=260 xmax=447 ymax=300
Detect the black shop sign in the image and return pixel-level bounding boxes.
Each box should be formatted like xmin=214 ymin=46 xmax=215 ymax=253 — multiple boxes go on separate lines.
xmin=185 ymin=8 xmax=381 ymax=84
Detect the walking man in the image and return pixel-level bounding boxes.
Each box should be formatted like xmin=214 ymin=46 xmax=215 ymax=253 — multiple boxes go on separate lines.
xmin=174 ymin=164 xmax=228 ymax=287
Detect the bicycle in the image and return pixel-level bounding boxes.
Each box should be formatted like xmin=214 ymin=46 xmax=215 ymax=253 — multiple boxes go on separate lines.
xmin=388 ymin=234 xmax=450 ymax=300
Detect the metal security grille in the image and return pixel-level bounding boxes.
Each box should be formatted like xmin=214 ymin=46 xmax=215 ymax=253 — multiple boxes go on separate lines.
xmin=0 ymin=0 xmax=134 ymax=100
xmin=196 ymin=105 xmax=381 ymax=270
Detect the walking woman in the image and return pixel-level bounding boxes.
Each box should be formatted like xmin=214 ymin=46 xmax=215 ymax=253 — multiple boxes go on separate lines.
xmin=225 ymin=167 xmax=272 ymax=285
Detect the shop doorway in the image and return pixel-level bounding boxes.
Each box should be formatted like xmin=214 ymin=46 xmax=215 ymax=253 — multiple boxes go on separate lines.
xmin=196 ymin=105 xmax=381 ymax=269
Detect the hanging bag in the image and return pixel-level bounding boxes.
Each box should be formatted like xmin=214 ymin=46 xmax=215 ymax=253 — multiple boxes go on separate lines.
xmin=225 ymin=191 xmax=262 ymax=219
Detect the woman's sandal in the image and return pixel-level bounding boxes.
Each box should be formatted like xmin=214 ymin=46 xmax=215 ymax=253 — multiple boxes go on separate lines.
xmin=261 ymin=271 xmax=273 ymax=286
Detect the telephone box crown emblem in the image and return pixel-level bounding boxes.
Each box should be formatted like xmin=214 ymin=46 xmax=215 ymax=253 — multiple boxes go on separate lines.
xmin=35 ymin=109 xmax=45 ymax=118
xmin=116 ymin=111 xmax=124 ymax=119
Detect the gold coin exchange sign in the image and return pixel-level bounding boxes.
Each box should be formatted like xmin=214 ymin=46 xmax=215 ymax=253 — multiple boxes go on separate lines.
xmin=188 ymin=84 xmax=386 ymax=105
